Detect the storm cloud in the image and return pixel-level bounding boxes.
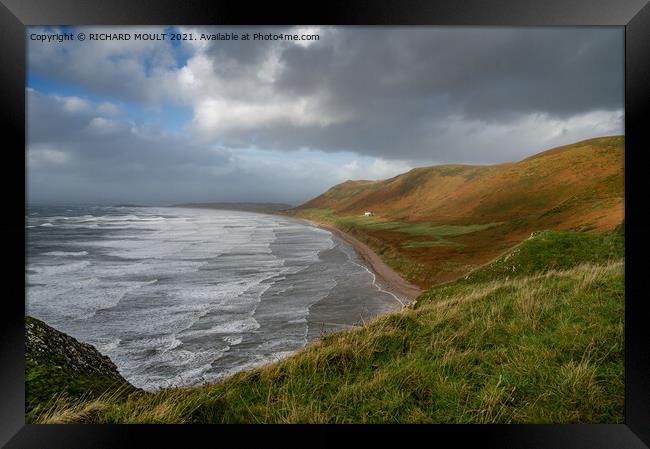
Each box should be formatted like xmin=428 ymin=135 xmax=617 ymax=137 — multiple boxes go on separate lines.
xmin=27 ymin=26 xmax=623 ymax=204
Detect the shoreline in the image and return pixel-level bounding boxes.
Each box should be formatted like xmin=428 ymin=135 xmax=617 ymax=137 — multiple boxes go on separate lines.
xmin=167 ymin=206 xmax=423 ymax=304
xmin=294 ymin=217 xmax=424 ymax=304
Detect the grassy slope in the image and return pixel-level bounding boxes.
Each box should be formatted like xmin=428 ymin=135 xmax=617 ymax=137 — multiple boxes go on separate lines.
xmin=25 ymin=316 xmax=137 ymax=420
xmin=292 ymin=136 xmax=624 ymax=287
xmin=31 ymin=224 xmax=624 ymax=424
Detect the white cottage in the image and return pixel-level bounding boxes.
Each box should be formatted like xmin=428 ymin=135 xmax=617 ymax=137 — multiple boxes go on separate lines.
xmin=364 ymin=211 xmax=373 ymax=217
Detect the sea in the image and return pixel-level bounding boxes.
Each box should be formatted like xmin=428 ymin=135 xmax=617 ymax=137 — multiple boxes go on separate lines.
xmin=25 ymin=205 xmax=404 ymax=390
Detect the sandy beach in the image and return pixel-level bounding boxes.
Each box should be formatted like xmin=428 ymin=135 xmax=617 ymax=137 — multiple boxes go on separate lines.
xmin=298 ymin=219 xmax=424 ymax=304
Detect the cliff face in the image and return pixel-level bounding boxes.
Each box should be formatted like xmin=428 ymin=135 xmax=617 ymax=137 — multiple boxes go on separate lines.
xmin=26 ymin=316 xmax=137 ymax=417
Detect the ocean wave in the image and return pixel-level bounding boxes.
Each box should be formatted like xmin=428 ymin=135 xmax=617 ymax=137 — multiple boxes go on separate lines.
xmin=86 ymin=279 xmax=159 ymax=318
xmin=270 ymin=350 xmax=298 ymax=361
xmin=27 ymin=206 xmax=398 ymax=390
xmin=41 ymin=251 xmax=88 ymax=257
xmin=69 ymin=215 xmax=98 ymax=222
xmin=209 ymin=317 xmax=260 ymax=334
xmin=349 ymin=260 xmax=406 ymax=308
xmin=44 ymin=216 xmax=73 ymax=221
xmin=223 ymin=336 xmax=243 ymax=345
xmin=29 ymin=260 xmax=92 ymax=276
xmin=96 ymin=337 xmax=122 ymax=352
xmin=128 ymin=346 xmax=228 ymax=390
xmin=95 ymin=215 xmax=167 ymax=223
xmin=137 ymin=216 xmax=167 ymax=222
xmin=132 ymin=334 xmax=184 ymax=354
xmin=180 ymin=317 xmax=261 ymax=339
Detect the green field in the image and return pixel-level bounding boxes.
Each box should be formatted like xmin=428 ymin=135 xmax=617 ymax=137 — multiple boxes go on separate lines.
xmin=300 ymin=208 xmax=501 ymax=238
xmin=401 ymin=240 xmax=460 ymax=249
xmin=29 ymin=224 xmax=624 ymax=424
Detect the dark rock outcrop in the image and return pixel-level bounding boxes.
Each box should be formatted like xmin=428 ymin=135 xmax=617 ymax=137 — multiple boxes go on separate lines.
xmin=25 ymin=316 xmax=137 ymax=416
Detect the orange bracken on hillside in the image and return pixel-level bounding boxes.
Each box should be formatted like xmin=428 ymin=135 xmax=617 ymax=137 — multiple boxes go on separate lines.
xmin=293 ymin=136 xmax=624 ymax=288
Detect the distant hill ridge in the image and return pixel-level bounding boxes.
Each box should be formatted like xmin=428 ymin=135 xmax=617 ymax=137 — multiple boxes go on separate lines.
xmin=294 ymin=136 xmax=624 ymax=286
xmin=300 ymin=136 xmax=623 ymax=229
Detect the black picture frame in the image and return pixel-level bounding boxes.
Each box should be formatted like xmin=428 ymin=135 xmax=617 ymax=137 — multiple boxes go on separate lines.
xmin=2 ymin=0 xmax=649 ymax=447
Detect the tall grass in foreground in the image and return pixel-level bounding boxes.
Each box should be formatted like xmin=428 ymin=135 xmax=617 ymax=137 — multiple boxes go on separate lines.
xmin=31 ymin=265 xmax=623 ymax=423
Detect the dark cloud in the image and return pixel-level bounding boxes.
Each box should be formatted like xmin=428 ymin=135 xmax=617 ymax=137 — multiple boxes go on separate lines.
xmin=26 ymin=90 xmax=370 ymax=204
xmin=27 ymin=27 xmax=624 ymax=204
xmin=275 ymin=28 xmax=623 ymax=117
xmin=27 ymin=90 xmax=237 ymax=204
xmin=218 ymin=27 xmax=623 ymax=161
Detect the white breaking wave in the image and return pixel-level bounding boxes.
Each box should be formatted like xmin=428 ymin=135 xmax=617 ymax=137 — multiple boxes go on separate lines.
xmin=42 ymin=251 xmax=88 ymax=257
xmin=350 ymin=260 xmax=406 ymax=308
xmin=29 ymin=260 xmax=92 ymax=276
xmin=210 ymin=317 xmax=261 ymax=334
xmin=223 ymin=336 xmax=243 ymax=345
xmin=26 ymin=206 xmax=400 ymax=390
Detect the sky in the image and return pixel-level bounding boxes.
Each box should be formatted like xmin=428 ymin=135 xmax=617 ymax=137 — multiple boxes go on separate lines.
xmin=26 ymin=26 xmax=624 ymax=206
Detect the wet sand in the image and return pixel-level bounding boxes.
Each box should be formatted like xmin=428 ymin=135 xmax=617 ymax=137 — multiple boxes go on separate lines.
xmin=299 ymin=219 xmax=424 ymax=304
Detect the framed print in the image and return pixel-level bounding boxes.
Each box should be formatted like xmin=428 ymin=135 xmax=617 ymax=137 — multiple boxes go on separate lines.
xmin=1 ymin=0 xmax=649 ymax=447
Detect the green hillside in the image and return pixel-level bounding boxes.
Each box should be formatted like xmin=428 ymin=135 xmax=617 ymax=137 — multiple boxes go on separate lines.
xmin=292 ymin=136 xmax=624 ymax=287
